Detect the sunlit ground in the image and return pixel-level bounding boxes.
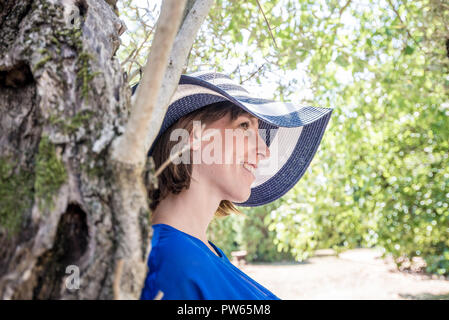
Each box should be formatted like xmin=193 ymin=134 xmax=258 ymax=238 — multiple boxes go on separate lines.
xmin=237 ymin=248 xmax=449 ymax=300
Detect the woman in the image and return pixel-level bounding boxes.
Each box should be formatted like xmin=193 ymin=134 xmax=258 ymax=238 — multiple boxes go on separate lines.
xmin=133 ymin=70 xmax=334 ymax=300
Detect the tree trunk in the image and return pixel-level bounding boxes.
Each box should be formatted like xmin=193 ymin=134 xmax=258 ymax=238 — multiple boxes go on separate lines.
xmin=0 ymin=0 xmax=212 ymax=299
xmin=0 ymin=0 xmax=143 ymax=299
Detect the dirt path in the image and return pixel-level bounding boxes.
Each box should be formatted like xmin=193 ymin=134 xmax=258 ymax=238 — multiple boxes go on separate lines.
xmin=238 ymin=248 xmax=449 ymax=300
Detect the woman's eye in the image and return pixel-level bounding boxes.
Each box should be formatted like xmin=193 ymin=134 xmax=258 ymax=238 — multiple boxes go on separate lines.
xmin=239 ymin=121 xmax=250 ymax=130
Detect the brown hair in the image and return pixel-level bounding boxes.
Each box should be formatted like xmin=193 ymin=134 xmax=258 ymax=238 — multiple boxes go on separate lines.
xmin=148 ymin=100 xmax=252 ymax=217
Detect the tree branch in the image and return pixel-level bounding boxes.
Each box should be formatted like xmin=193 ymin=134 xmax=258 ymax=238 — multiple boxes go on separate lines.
xmin=256 ymin=0 xmax=278 ymax=49
xmin=240 ymin=63 xmax=266 ymax=84
xmin=339 ymin=0 xmax=352 ymax=17
xmin=141 ymin=0 xmax=215 ymax=155
xmin=111 ymin=0 xmax=214 ymax=166
xmin=179 ymin=0 xmax=197 ymax=33
xmin=110 ymin=0 xmax=187 ymax=165
xmin=386 ymin=0 xmax=422 ymax=51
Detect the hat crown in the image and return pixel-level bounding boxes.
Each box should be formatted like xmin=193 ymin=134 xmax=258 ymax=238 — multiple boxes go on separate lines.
xmin=186 ymin=70 xmax=252 ymax=97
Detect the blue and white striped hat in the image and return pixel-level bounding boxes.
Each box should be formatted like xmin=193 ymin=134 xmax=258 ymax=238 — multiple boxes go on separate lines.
xmin=132 ymin=70 xmax=334 ymax=207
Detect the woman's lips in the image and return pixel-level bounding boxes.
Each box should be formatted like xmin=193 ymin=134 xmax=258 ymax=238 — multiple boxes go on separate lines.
xmin=242 ymin=163 xmax=256 ymax=178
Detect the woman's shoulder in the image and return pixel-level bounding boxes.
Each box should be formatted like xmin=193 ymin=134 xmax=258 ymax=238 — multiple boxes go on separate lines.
xmin=150 ymin=224 xmax=210 ymax=266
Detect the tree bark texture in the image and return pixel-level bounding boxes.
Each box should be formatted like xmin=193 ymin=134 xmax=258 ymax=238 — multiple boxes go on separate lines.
xmin=0 ymin=0 xmax=149 ymax=299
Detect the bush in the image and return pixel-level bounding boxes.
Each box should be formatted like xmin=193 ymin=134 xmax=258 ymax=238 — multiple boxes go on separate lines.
xmin=208 ymin=199 xmax=294 ymax=262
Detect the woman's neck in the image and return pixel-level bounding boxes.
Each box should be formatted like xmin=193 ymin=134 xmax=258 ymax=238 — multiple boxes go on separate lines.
xmin=150 ymin=175 xmax=222 ymax=244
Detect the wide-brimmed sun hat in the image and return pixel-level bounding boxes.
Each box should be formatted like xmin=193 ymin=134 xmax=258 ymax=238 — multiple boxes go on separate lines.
xmin=131 ymin=70 xmax=334 ymax=207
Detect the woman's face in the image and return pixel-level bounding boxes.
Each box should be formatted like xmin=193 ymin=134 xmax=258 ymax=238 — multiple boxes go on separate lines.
xmin=190 ymin=112 xmax=271 ymax=203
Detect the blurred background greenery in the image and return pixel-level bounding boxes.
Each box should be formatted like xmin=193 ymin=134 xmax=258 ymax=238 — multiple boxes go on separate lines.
xmin=117 ymin=0 xmax=449 ymax=276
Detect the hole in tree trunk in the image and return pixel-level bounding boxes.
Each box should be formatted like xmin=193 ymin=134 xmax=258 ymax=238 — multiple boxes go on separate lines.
xmin=31 ymin=203 xmax=89 ymax=299
xmin=75 ymin=0 xmax=88 ymax=17
xmin=0 ymin=62 xmax=34 ymax=89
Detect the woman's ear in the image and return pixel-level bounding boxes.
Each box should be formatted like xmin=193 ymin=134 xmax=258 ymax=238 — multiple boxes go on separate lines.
xmin=189 ymin=122 xmax=206 ymax=151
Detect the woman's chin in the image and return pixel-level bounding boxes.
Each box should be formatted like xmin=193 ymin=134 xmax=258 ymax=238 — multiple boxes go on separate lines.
xmin=229 ymin=188 xmax=252 ymax=203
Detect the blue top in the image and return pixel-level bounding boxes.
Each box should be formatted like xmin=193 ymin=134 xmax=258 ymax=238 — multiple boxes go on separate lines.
xmin=140 ymin=223 xmax=281 ymax=300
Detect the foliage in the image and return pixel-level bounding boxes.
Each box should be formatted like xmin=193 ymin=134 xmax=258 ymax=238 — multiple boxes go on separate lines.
xmin=207 ymin=212 xmax=244 ymax=257
xmin=239 ymin=201 xmax=295 ymax=262
xmin=207 ymin=199 xmax=294 ymax=262
xmin=117 ymin=0 xmax=159 ymax=84
xmin=118 ymin=0 xmax=449 ymax=276
xmin=202 ymin=0 xmax=449 ymax=275
xmin=425 ymin=250 xmax=449 ymax=276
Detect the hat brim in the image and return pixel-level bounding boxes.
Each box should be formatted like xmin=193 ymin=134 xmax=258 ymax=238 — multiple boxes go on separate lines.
xmin=179 ymin=75 xmax=333 ymax=128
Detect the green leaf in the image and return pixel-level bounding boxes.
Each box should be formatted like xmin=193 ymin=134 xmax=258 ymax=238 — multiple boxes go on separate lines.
xmin=404 ymin=45 xmax=414 ymax=55
xmin=335 ymin=54 xmax=349 ymax=67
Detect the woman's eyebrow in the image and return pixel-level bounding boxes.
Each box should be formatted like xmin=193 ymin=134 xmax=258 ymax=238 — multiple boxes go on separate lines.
xmin=241 ymin=114 xmax=259 ymax=127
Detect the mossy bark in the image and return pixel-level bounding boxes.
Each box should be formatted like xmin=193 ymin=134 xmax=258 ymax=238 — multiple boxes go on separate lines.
xmin=0 ymin=0 xmax=150 ymax=299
